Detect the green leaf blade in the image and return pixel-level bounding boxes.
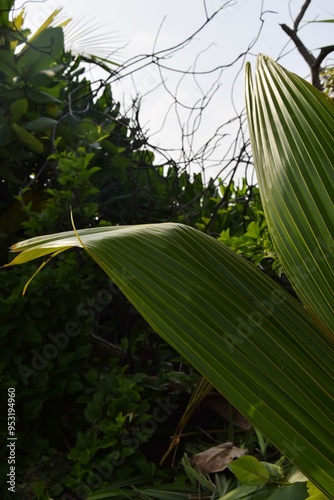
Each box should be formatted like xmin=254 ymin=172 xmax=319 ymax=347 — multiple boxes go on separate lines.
xmin=8 ymin=223 xmax=334 ymax=497
xmin=245 ymin=55 xmax=334 ymax=334
xmin=229 ymin=456 xmax=269 ymax=486
xmin=75 ymin=223 xmax=334 ymax=494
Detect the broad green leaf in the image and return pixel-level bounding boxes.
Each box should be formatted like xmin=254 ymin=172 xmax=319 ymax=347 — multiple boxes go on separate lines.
xmin=0 ymin=49 xmax=18 ymax=78
xmin=260 ymin=462 xmax=283 ymax=480
xmin=229 ymin=456 xmax=269 ymax=486
xmin=17 ymin=27 xmax=64 ymax=73
xmin=307 ymin=482 xmax=329 ymax=499
xmin=24 ymin=117 xmax=58 ymax=132
xmin=244 ymin=221 xmax=260 ymax=239
xmin=6 ymin=222 xmax=334 ymax=495
xmin=11 ymin=123 xmax=44 ymax=153
xmin=27 ymin=88 xmax=61 ymax=104
xmin=0 ymin=1 xmax=14 ymax=25
xmin=28 ymin=69 xmax=58 ymax=87
xmin=10 ymin=98 xmax=28 ymax=123
xmin=245 ymin=55 xmax=334 ymax=334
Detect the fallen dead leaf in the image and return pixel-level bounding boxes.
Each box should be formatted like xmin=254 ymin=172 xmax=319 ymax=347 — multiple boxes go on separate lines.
xmin=192 ymin=442 xmax=248 ymax=473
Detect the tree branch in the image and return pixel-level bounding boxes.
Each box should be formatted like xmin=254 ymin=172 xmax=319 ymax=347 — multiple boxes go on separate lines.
xmin=280 ymin=0 xmax=333 ymax=90
xmin=280 ymin=23 xmax=316 ymax=67
xmin=293 ymin=0 xmax=312 ymax=31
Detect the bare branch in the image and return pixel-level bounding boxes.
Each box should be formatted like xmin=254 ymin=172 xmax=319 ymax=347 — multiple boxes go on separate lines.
xmin=293 ymin=0 xmax=312 ymax=31
xmin=280 ymin=23 xmax=316 ymax=68
xmin=280 ymin=0 xmax=334 ymax=91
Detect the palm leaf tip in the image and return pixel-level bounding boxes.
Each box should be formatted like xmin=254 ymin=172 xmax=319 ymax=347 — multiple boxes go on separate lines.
xmin=245 ymin=55 xmax=334 ymax=335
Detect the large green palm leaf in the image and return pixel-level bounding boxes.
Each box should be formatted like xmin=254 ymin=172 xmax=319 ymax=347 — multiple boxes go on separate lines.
xmin=245 ymin=55 xmax=334 ymax=333
xmin=5 ymin=56 xmax=334 ymax=495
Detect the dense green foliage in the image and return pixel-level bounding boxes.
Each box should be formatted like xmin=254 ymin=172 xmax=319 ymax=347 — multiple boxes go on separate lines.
xmin=3 ymin=3 xmax=330 ymax=500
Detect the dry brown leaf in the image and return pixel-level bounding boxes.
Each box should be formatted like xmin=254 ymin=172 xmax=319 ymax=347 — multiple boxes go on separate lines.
xmin=192 ymin=442 xmax=248 ymax=473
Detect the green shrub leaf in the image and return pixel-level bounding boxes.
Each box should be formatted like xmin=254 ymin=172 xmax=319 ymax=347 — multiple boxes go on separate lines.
xmin=229 ymin=456 xmax=269 ymax=486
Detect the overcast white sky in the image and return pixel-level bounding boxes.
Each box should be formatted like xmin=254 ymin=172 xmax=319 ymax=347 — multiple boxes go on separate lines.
xmin=20 ymin=0 xmax=333 ymax=182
